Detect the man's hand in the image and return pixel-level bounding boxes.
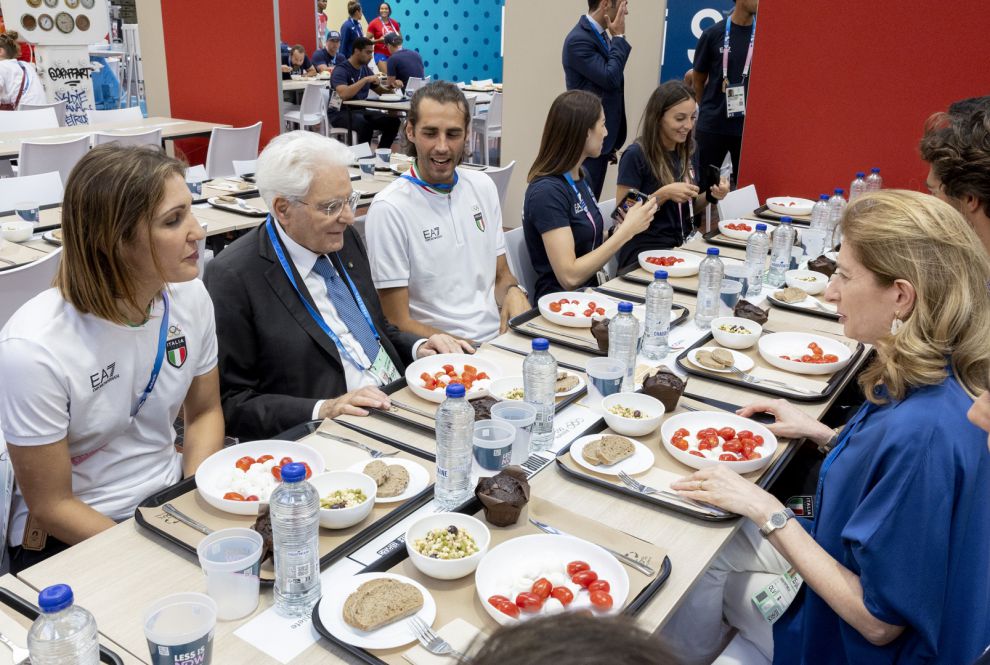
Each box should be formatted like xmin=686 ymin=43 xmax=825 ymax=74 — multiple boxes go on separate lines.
xmin=417 ymin=334 xmax=476 ymax=357
xmin=364 ymin=74 xmax=381 ymax=86
xmin=605 ymin=0 xmax=628 ymax=37
xmin=499 ymin=286 xmax=531 ymax=334
xmin=281 ymin=64 xmax=291 ymax=73
xmin=318 ymin=386 xmax=391 ymax=419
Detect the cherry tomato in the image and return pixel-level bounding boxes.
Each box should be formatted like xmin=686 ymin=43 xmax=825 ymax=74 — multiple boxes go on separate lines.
xmin=719 ymin=453 xmax=739 ymax=461
xmin=570 ymin=299 xmax=580 ymax=305
xmin=301 ymin=461 xmax=313 ymax=479
xmin=572 ymin=570 xmax=598 ymax=588
xmin=583 ymin=310 xmax=594 ymax=317
xmin=754 ymin=435 xmax=765 ymax=445
xmin=271 ymin=466 xmax=282 ymax=481
xmin=742 ymin=443 xmax=755 ymax=459
xmin=549 ymin=302 xmax=562 ymax=312
xmin=737 ymin=430 xmax=753 ymax=440
xmin=245 ymin=495 xmax=260 ymax=501
xmin=488 ymin=594 xmax=511 ymax=606
xmin=563 ymin=311 xmax=576 ymax=317
xmin=531 ymin=578 xmax=552 ymax=599
xmin=689 ymin=450 xmax=705 ymax=457
xmin=697 ymin=428 xmax=718 ymax=439
xmin=671 ymin=436 xmax=688 ymax=451
xmin=235 ymin=456 xmax=255 ymax=472
xmin=588 ymin=579 xmax=610 ymax=593
xmin=566 ymin=561 xmax=590 ymax=576
xmin=747 ymin=450 xmax=762 ymax=460
xmin=723 ymin=438 xmax=742 ymax=453
xmin=223 ymin=492 xmax=246 ymax=501
xmin=674 ymin=428 xmax=690 ymax=438
xmin=717 ymin=427 xmax=736 ymax=441
xmin=476 ymin=372 xmax=489 ymax=380
xmin=587 ymin=301 xmax=597 ymax=309
xmin=279 ymin=456 xmax=293 ymax=467
xmin=550 ymin=586 xmax=574 ymax=606
xmin=442 ymin=364 xmax=455 ymax=373
xmin=589 ymin=590 xmax=613 ymax=610
xmin=515 ymin=592 xmax=543 ymax=612
xmin=496 ymin=600 xmax=520 ymax=617
xmin=256 ymin=455 xmax=274 ymax=464
xmin=595 ymin=307 xmax=605 ymax=315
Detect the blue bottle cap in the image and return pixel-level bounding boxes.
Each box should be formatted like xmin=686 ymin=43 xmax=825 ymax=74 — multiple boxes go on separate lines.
xmin=755 ymin=223 xmax=767 ymax=231
xmin=445 ymin=382 xmax=466 ymax=398
xmin=707 ymin=247 xmax=720 ymax=255
xmin=856 ymin=171 xmax=865 ymax=178
xmin=819 ymin=194 xmax=829 ymax=200
xmin=38 ymin=584 xmax=73 ymax=613
xmin=653 ymin=270 xmax=668 ymax=280
xmin=281 ymin=462 xmax=307 ymax=483
xmin=617 ymin=302 xmax=633 ymax=313
xmin=780 ymin=216 xmax=793 ymax=224
xmin=834 ymin=188 xmax=844 ymax=195
xmin=871 ymin=167 xmax=881 ymax=173
xmin=532 ymin=337 xmax=549 ymax=351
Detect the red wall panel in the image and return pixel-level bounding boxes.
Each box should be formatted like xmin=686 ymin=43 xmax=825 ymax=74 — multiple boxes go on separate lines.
xmin=739 ymin=2 xmax=990 ymax=198
xmin=280 ymin=0 xmax=317 ymax=54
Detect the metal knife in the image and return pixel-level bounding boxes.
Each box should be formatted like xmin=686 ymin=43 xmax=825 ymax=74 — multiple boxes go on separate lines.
xmin=162 ymin=503 xmax=213 ymax=536
xmin=529 ymin=518 xmax=656 ymax=577
xmin=682 ymin=393 xmax=775 ymax=425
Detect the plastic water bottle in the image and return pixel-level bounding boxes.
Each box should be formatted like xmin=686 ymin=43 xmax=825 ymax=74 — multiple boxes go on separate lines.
xmin=694 ymin=248 xmax=724 ymax=330
xmin=866 ymin=167 xmax=883 ymax=192
xmin=642 ymin=270 xmax=674 ymax=360
xmin=434 ymin=383 xmax=475 ymax=507
xmin=849 ymin=172 xmax=868 ymax=201
xmin=608 ymin=302 xmax=640 ymax=391
xmin=766 ymin=217 xmax=796 ymax=287
xmin=524 ymin=338 xmax=558 ymax=452
xmin=27 ymin=584 xmax=100 ymax=665
xmin=809 ymin=194 xmax=830 ymax=231
xmin=744 ymin=223 xmax=770 ymax=297
xmin=826 ymin=188 xmax=846 ymax=250
xmin=271 ymin=462 xmax=321 ymax=617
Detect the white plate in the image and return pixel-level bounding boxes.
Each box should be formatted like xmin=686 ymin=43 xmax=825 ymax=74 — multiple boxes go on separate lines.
xmin=345 ymin=457 xmax=430 ymax=504
xmin=377 ymin=93 xmax=403 ymax=102
xmin=537 ymin=291 xmax=617 ymax=328
xmin=207 ymin=196 xmax=267 ymax=217
xmin=757 ymin=332 xmax=852 ymax=375
xmin=318 ymin=572 xmax=437 ymax=649
xmin=569 ymin=434 xmax=654 ymax=476
xmin=475 ymin=534 xmax=629 ymax=626
xmin=42 ymin=230 xmax=62 ymax=246
xmin=637 ymin=249 xmax=701 ymax=278
xmin=686 ymin=347 xmax=755 ymax=373
xmin=766 ymin=292 xmax=837 ymax=313
xmin=555 ymin=371 xmax=586 ymax=397
xmin=404 ymin=353 xmax=501 ymax=403
xmin=660 ymin=411 xmax=778 ymax=473
xmin=766 ymin=197 xmax=815 ymax=216
xmin=717 ymin=219 xmax=757 ymax=241
xmin=490 ymin=372 xmax=585 ymax=400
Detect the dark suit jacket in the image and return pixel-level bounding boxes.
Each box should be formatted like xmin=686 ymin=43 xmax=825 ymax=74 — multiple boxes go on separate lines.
xmin=203 ymin=222 xmax=419 ymax=440
xmin=562 ymin=16 xmax=631 ymax=156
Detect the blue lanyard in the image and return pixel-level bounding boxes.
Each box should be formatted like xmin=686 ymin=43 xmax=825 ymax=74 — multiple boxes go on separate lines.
xmin=809 ymin=401 xmax=875 ymax=535
xmin=266 ymin=217 xmax=381 ymax=371
xmin=562 ymin=172 xmax=602 ymax=246
xmin=401 ymin=163 xmax=458 ymax=193
xmin=131 ymin=292 xmax=169 ymax=418
xmin=722 ymin=17 xmax=756 ymax=85
xmin=586 ymin=16 xmax=609 ymax=53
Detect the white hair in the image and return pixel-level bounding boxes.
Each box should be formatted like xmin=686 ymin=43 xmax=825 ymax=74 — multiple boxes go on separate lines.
xmin=256 ymin=130 xmax=353 ymax=210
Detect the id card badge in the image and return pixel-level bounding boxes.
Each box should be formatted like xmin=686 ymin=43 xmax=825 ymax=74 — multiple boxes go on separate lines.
xmin=329 ymin=91 xmax=343 ymax=111
xmin=368 ymin=346 xmax=400 ymax=386
xmin=751 ymin=567 xmax=803 ymax=624
xmin=725 ymin=84 xmax=746 ymax=118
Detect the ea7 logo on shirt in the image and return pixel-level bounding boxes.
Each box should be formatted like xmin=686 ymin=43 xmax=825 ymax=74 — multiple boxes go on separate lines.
xmin=422 ymin=227 xmax=442 ymax=242
xmin=90 ymin=362 xmax=119 ymax=392
xmin=472 ymin=204 xmax=485 ymax=232
xmin=166 ymin=324 xmax=187 ymax=368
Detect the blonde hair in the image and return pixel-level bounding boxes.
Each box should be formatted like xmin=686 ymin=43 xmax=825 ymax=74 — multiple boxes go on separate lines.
xmin=840 ymin=190 xmax=990 ymax=402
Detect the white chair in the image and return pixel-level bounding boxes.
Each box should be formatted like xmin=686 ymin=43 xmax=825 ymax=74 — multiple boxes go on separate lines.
xmin=0 ymin=248 xmax=62 ymax=328
xmin=405 ymin=76 xmax=429 ymax=95
xmin=597 ymin=198 xmax=619 ymax=278
xmin=18 ymin=135 xmax=91 ymax=185
xmin=17 ymin=100 xmax=67 ymax=127
xmin=717 ymin=184 xmax=760 ymax=221
xmin=471 ymin=92 xmax=502 ymax=165
xmin=85 ymin=106 xmax=143 ymax=126
xmin=483 ymin=160 xmax=515 ymax=209
xmin=0 ymin=171 xmax=63 ymax=211
xmin=92 ymin=128 xmax=162 ymax=149
xmin=283 ymin=83 xmax=326 ymax=134
xmin=349 ymin=142 xmax=373 ymax=160
xmin=204 ymin=122 xmax=262 ymax=180
xmin=232 ymin=159 xmax=257 ymax=176
xmin=504 ymin=227 xmax=537 ymax=298
xmin=0 ymin=108 xmax=58 ymax=132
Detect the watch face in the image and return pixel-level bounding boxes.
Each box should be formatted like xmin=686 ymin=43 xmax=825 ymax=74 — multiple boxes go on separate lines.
xmin=43 ymin=0 xmax=58 ymax=7
xmin=55 ymin=11 xmax=74 ymax=33
xmin=75 ymin=14 xmax=90 ymax=30
xmin=771 ymin=512 xmax=788 ymax=528
xmin=27 ymin=0 xmax=42 ymax=7
xmin=21 ymin=14 xmax=37 ymax=31
xmin=80 ymin=0 xmax=95 ymax=7
xmin=65 ymin=0 xmax=79 ymax=7
xmin=38 ymin=13 xmax=54 ymax=30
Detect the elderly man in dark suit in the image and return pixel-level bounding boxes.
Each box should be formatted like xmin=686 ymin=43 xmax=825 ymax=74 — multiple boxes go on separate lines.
xmin=562 ymin=0 xmax=631 ymax=199
xmin=204 ymin=131 xmax=471 ymax=440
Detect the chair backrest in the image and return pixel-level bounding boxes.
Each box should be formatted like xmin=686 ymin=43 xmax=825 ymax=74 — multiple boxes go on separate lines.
xmin=717 ymin=184 xmax=759 ymax=220
xmin=92 ymin=128 xmax=162 ymax=149
xmin=204 ymin=122 xmax=263 ymax=180
xmin=503 ymin=226 xmax=537 ymax=298
xmin=597 ymin=198 xmax=619 ymax=278
xmin=232 ymin=159 xmax=257 ymax=176
xmin=406 ymin=76 xmax=428 ymax=95
xmin=0 ymin=108 xmax=58 ymax=132
xmin=488 ymin=92 xmax=503 ymax=127
xmin=349 ymin=142 xmax=373 ymax=160
xmin=85 ymin=106 xmax=143 ymax=126
xmin=0 ymin=248 xmax=62 ymax=329
xmin=300 ymin=82 xmax=326 ymax=117
xmin=17 ymin=101 xmax=67 ymax=127
xmin=18 ymin=135 xmax=91 ymax=185
xmin=0 ymin=171 xmax=63 ymax=211
xmin=483 ymin=160 xmax=515 ymax=209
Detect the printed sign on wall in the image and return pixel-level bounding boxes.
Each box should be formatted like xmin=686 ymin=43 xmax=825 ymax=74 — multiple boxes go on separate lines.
xmin=35 ymin=46 xmax=95 ymax=125
xmin=660 ymin=1 xmax=733 ymax=82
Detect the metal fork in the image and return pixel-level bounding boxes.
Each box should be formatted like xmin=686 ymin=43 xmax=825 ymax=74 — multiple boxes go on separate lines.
xmin=314 ymin=431 xmax=399 ymax=458
xmin=162 ymin=503 xmax=213 ymax=535
xmin=617 ymin=470 xmax=730 ymax=517
xmin=389 ymin=399 xmax=437 ymax=420
xmin=409 ymin=615 xmax=465 ymax=660
xmin=0 ymin=630 xmax=30 ymax=664
xmin=723 ymin=364 xmax=819 ymax=396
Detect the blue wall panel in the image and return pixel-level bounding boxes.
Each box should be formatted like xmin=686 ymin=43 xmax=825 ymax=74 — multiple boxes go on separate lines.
xmin=661 ymin=1 xmax=733 ymax=82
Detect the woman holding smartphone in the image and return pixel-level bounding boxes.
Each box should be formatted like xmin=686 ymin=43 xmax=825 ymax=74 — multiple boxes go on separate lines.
xmin=523 ymin=90 xmax=657 ymax=302
xmin=614 ymin=81 xmax=729 ymax=270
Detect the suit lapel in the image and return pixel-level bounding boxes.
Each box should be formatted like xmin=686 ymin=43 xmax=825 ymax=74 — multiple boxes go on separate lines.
xmin=582 ymin=16 xmax=609 ymax=56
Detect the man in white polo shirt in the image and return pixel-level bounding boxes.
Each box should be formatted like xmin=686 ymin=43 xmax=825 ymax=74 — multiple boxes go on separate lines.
xmin=366 ymin=81 xmax=530 ymax=343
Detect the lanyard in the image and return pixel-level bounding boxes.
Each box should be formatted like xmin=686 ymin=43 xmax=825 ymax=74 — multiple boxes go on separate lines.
xmin=131 ymin=292 xmax=169 ymax=418
xmin=591 ymin=23 xmax=609 ymax=53
xmin=722 ymin=17 xmax=756 ymax=86
xmin=809 ymin=401 xmax=875 ymax=536
xmin=266 ymin=217 xmax=381 ymax=371
xmin=563 ymin=172 xmax=602 ymax=247
xmin=381 ymin=18 xmax=397 ymax=34
xmin=401 ymin=161 xmax=458 ymax=194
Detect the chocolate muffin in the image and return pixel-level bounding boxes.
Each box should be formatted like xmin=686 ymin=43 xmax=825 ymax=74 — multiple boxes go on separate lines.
xmin=472 ymin=396 xmax=498 ymax=421
xmin=641 ymin=369 xmax=686 ymax=412
xmin=734 ymin=299 xmax=769 ymax=325
xmin=590 ymin=317 xmax=610 ymax=352
xmin=808 ymin=255 xmax=837 ymax=278
xmin=251 ymin=505 xmax=273 ymax=564
xmin=475 ymin=467 xmax=530 ymax=526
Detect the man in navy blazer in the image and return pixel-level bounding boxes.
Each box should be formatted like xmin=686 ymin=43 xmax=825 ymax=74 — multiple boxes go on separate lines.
xmin=562 ymin=0 xmax=631 ymax=199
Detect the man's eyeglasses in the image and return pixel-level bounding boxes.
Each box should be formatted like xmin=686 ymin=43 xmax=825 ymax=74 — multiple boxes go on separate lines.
xmin=295 ymin=191 xmax=361 ymax=218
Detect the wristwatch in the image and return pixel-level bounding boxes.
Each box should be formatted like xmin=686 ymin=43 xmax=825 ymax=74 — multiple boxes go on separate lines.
xmin=510 ymin=284 xmax=528 ymax=298
xmin=759 ymin=508 xmax=795 ymax=538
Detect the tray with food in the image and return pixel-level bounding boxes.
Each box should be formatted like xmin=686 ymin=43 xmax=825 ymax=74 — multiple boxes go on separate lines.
xmin=134 ymin=420 xmax=436 ymax=584
xmin=310 ymin=484 xmax=671 ymax=665
xmin=619 ymin=250 xmax=745 ymax=293
xmin=206 ymin=195 xmax=268 ymax=217
xmin=674 ymin=317 xmax=865 ymax=401
xmin=752 ymin=198 xmax=813 ymax=225
xmin=765 ymin=264 xmax=840 ymax=320
xmin=703 ymin=217 xmax=779 ymax=250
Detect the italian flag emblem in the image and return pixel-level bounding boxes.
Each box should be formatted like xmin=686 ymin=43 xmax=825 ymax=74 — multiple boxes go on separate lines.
xmin=166 ymin=336 xmax=187 ymax=368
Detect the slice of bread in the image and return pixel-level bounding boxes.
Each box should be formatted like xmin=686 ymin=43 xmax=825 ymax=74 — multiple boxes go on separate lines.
xmin=363 ymin=460 xmax=389 ymax=487
xmin=343 ymin=578 xmax=424 ymax=632
xmin=555 ymin=372 xmax=580 ymax=393
xmin=377 ymin=464 xmax=409 ymax=498
xmin=595 ymin=435 xmax=635 ymax=466
xmin=581 ymin=439 xmax=603 ymax=466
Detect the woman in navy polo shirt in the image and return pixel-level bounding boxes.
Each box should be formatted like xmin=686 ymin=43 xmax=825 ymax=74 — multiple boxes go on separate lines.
xmin=522 ymin=90 xmax=657 ymax=303
xmin=340 ymin=0 xmax=364 ymax=58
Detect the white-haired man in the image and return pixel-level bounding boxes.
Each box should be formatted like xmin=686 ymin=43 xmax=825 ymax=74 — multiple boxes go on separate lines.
xmin=204 ymin=131 xmax=471 ymax=440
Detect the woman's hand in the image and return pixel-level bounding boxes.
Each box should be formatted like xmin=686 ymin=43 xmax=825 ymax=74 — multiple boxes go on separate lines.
xmin=671 ymin=465 xmax=783 ymax=523
xmin=657 ymin=182 xmax=700 ymax=204
xmin=709 ymin=177 xmax=730 ymax=200
xmin=736 ymin=398 xmax=835 ymax=445
xmin=614 ymin=197 xmax=658 ymax=240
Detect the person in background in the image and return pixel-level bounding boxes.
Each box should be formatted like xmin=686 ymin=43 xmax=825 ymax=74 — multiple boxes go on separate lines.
xmin=614 ymin=81 xmax=729 ymax=270
xmin=328 ymin=37 xmax=401 ymax=148
xmin=691 ymin=0 xmax=759 ymax=189
xmin=0 ymin=145 xmax=223 ymax=572
xmin=657 ymin=190 xmax=990 ymax=664
xmin=968 ymin=375 xmax=990 ymax=665
xmin=315 ymin=0 xmax=328 ymax=50
xmin=366 ymin=81 xmax=530 ymax=344
xmin=562 ymin=0 xmax=631 ymax=199
xmin=340 ymin=0 xmax=364 ymax=59
xmin=312 ymin=30 xmax=345 ymax=73
xmin=0 ymin=31 xmax=45 ymax=107
xmin=203 ymin=132 xmax=468 ymax=440
xmin=281 ymin=44 xmax=315 ymax=80
xmin=384 ymin=33 xmax=424 ymax=91
xmin=366 ymin=2 xmax=400 ymax=76
xmin=523 ymin=90 xmax=657 ymax=302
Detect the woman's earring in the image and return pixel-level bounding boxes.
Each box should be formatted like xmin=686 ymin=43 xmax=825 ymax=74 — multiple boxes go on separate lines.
xmin=890 ymin=312 xmax=903 ymax=335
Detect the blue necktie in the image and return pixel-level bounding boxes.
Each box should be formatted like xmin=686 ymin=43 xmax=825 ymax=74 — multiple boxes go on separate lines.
xmin=312 ymin=256 xmax=380 ymax=365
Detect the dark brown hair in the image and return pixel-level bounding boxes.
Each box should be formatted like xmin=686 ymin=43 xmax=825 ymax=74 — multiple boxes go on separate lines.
xmin=636 ymin=81 xmax=696 ymax=188
xmin=0 ymin=31 xmax=19 ymax=59
xmin=347 ymin=0 xmax=362 ymax=17
xmin=405 ymin=81 xmax=471 ymax=159
xmin=527 ymin=90 xmax=602 ymax=182
xmin=920 ymin=100 xmax=990 ymax=217
xmin=290 ymin=44 xmax=306 ymax=56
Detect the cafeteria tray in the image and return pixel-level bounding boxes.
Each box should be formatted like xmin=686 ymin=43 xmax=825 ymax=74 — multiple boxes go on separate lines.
xmin=618 ymin=261 xmax=701 ymax=294
xmin=765 ymin=291 xmax=840 ymax=321
xmin=0 ymin=588 xmax=125 ymax=664
xmin=134 ymin=420 xmax=435 ymax=585
xmin=703 ymin=228 xmax=749 ymax=250
xmin=752 ymin=204 xmax=811 ymax=225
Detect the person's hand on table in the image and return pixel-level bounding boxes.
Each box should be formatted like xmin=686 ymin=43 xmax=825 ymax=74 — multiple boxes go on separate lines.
xmin=671 ymin=465 xmax=783 ymax=523
xmin=417 ymin=334 xmax=475 ymax=357
xmin=736 ymin=398 xmax=835 ymax=445
xmin=318 ymin=386 xmax=391 ymax=419
xmin=281 ymin=65 xmax=291 ymax=73
xmin=499 ymin=286 xmax=531 ymax=334
xmin=613 ymin=197 xmax=658 ymax=240
xmin=709 ymin=177 xmax=730 ymax=201
xmin=657 ymin=182 xmax=700 ymax=203
xmin=364 ymin=74 xmax=381 ymax=86
xmin=606 ymin=0 xmax=628 ymax=36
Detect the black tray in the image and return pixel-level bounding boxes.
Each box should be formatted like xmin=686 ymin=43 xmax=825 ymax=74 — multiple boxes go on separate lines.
xmin=0 ymin=588 xmax=125 ymax=664
xmin=675 ymin=331 xmax=865 ymax=402
xmin=753 ymin=205 xmax=811 ymax=225
xmin=703 ymin=228 xmax=749 ymax=250
xmin=618 ymin=261 xmax=698 ymax=294
xmin=765 ymin=293 xmax=840 ymax=321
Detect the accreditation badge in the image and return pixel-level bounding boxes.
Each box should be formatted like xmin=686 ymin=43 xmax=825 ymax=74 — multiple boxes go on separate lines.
xmin=751 ymin=567 xmax=803 ymax=624
xmin=725 ymin=84 xmax=746 ymax=118
xmin=368 ymin=345 xmax=400 ymax=385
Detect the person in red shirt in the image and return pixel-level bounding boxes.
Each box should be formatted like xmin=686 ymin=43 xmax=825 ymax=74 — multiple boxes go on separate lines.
xmin=366 ymin=2 xmax=400 ymax=75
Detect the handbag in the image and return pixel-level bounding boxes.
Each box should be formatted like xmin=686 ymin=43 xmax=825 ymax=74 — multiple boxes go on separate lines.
xmin=0 ymin=62 xmax=27 ymax=111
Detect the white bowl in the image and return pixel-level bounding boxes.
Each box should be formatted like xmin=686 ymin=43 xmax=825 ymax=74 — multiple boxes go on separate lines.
xmin=660 ymin=411 xmax=778 ymax=473
xmin=757 ymin=332 xmax=852 ymax=375
xmin=195 ymin=441 xmax=326 ymax=515
xmin=637 ymin=250 xmax=701 ymax=278
xmin=717 ymin=219 xmax=757 ymax=240
xmin=489 ymin=376 xmax=525 ymax=401
xmin=404 ymin=353 xmax=502 ymax=403
xmin=601 ymin=392 xmax=664 ymax=436
xmin=406 ymin=512 xmax=490 ymax=580
xmin=766 ymin=196 xmax=815 ymax=216
xmin=785 ymin=269 xmax=829 ymax=295
xmin=1 ymin=221 xmax=33 ymax=242
xmin=310 ymin=471 xmax=377 ymax=529
xmin=537 ymin=291 xmax=617 ymax=328
xmin=710 ymin=316 xmax=763 ymax=350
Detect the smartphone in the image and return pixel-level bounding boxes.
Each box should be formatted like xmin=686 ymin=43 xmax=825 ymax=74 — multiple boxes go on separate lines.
xmin=611 ymin=188 xmax=649 ymax=222
xmin=706 ymin=164 xmax=721 ymax=191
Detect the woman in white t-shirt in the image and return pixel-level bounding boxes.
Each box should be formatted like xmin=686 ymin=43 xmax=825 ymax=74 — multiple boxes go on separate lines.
xmin=0 ymin=145 xmax=224 ymax=572
xmin=0 ymin=31 xmax=45 ymax=107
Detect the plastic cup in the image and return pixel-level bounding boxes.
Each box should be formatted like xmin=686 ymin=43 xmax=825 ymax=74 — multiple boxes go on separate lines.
xmin=186 ymin=180 xmax=203 ymax=196
xmin=585 ymin=358 xmax=625 ymax=406
xmin=196 ymin=527 xmax=263 ymax=620
xmin=723 ymin=263 xmax=749 ymax=295
xmin=801 ymin=228 xmax=826 ymax=260
xmin=472 ymin=419 xmax=516 ymax=471
xmin=143 ymin=592 xmax=217 ymax=665
xmin=719 ymin=279 xmax=743 ymax=314
xmin=490 ymin=401 xmax=537 ymax=465
xmin=358 ymin=157 xmax=376 ymax=181
xmin=14 ymin=201 xmax=39 ymax=227
xmin=375 ymin=148 xmax=391 ymax=169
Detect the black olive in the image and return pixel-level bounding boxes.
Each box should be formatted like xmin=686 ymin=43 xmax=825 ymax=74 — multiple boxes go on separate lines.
xmin=330 ymin=502 xmax=345 ymax=509
xmin=447 ymin=525 xmax=459 ymax=535
xmin=633 ymin=410 xmax=642 ymax=418
xmin=429 ymin=553 xmax=438 ymax=558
